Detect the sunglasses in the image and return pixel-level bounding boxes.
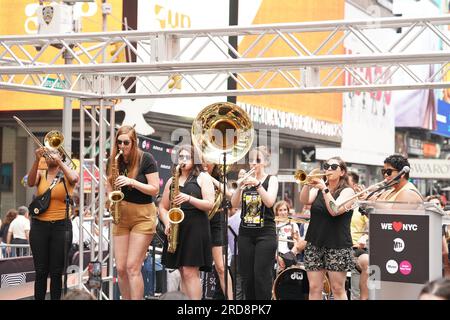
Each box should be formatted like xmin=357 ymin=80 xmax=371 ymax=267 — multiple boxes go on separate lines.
xmin=381 ymin=168 xmax=398 ymax=176
xmin=323 ymin=163 xmax=340 ymax=170
xmin=250 ymin=158 xmax=262 ymax=164
xmin=179 ymin=155 xmax=192 ymax=161
xmin=117 ymin=139 xmax=131 ymax=146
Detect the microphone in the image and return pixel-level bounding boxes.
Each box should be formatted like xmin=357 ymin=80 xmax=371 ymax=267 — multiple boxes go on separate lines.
xmin=388 ymin=166 xmax=410 ymax=185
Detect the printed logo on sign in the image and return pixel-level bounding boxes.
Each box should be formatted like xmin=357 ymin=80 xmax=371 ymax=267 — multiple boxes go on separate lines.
xmin=386 ymin=260 xmax=398 ymax=274
xmin=380 ymin=221 xmax=418 ymax=232
xmin=399 ymin=261 xmax=412 ymax=275
xmin=393 ymin=238 xmax=405 ymax=253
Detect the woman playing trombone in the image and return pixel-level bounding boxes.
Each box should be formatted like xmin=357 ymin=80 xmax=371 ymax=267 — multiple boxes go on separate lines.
xmin=299 ymin=157 xmax=355 ymax=300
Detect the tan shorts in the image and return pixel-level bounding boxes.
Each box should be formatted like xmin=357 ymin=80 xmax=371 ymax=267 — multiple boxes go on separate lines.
xmin=113 ymin=201 xmax=157 ymax=236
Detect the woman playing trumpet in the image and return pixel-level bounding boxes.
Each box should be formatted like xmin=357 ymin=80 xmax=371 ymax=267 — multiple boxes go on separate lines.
xmin=231 ymin=146 xmax=278 ymax=300
xmin=299 ymin=157 xmax=355 ymax=300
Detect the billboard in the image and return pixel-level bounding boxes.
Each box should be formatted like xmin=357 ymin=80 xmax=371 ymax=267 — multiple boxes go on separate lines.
xmin=0 ymin=0 xmax=123 ymax=111
xmin=435 ymin=99 xmax=450 ymax=138
xmin=122 ymin=0 xmax=344 ymax=139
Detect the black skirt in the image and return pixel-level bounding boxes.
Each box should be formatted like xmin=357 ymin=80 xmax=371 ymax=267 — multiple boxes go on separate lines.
xmin=162 ymin=209 xmax=213 ymax=272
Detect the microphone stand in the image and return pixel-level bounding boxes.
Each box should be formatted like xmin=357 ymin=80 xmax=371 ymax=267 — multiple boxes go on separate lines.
xmin=227 ymin=225 xmax=238 ymax=301
xmin=222 ymin=152 xmax=229 ymax=300
xmin=365 ymin=179 xmax=400 ymax=201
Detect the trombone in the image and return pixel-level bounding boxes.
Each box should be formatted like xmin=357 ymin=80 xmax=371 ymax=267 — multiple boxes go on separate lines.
xmin=331 ymin=179 xmax=388 ymax=212
xmin=13 ymin=116 xmax=77 ymax=169
xmin=294 ymin=169 xmax=332 ymax=185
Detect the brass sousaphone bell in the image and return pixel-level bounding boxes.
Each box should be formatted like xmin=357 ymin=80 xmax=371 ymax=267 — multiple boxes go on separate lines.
xmin=191 ymin=102 xmax=254 ymax=165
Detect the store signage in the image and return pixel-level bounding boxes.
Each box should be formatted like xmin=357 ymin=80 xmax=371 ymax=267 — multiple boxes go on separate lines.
xmin=240 ymin=103 xmax=342 ymax=138
xmin=422 ymin=142 xmax=439 ymax=158
xmin=407 ymin=138 xmax=423 ymax=156
xmin=434 ymin=99 xmax=450 ymax=138
xmin=408 ymin=159 xmax=450 ymax=179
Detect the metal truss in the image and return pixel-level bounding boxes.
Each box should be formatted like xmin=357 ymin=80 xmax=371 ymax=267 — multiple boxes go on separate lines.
xmin=1 ymin=15 xmax=450 ymax=99
xmin=76 ymin=99 xmax=116 ymax=300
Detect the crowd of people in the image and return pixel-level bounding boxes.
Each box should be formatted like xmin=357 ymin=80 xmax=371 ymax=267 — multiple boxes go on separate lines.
xmin=1 ymin=123 xmax=449 ymax=301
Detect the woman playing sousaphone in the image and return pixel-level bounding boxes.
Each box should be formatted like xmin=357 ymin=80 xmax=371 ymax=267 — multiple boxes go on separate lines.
xmin=202 ymin=161 xmax=234 ymax=299
xmin=299 ymin=157 xmax=356 ymax=300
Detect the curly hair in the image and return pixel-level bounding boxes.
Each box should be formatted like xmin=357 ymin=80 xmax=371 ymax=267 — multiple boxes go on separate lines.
xmin=419 ymin=278 xmax=450 ymax=300
xmin=384 ymin=154 xmax=410 ymax=179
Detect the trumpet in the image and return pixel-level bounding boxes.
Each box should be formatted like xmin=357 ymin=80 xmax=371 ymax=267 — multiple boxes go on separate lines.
xmin=294 ymin=169 xmax=332 ymax=185
xmin=237 ymin=167 xmax=256 ymax=189
xmin=13 ymin=116 xmax=77 ymax=169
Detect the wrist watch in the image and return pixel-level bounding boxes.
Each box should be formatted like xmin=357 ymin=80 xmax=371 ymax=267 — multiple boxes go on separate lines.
xmin=323 ymin=188 xmax=330 ymax=194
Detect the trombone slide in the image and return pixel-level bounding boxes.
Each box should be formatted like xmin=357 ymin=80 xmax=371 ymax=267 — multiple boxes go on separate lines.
xmin=333 ymin=180 xmax=387 ymax=211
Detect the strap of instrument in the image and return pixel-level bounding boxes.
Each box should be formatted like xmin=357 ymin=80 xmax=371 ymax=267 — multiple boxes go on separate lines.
xmin=61 ymin=176 xmax=71 ymax=297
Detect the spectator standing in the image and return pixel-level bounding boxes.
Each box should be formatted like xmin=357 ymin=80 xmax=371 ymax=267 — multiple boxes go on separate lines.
xmin=0 ymin=209 xmax=18 ymax=258
xmin=6 ymin=206 xmax=30 ymax=257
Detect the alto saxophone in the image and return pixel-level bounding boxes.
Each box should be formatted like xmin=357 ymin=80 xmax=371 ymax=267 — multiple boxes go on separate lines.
xmin=109 ymin=150 xmax=124 ymax=225
xmin=167 ymin=164 xmax=185 ymax=253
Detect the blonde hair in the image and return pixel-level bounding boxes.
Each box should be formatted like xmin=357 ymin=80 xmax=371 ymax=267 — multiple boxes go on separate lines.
xmin=250 ymin=146 xmax=271 ymax=167
xmin=274 ymin=200 xmax=290 ymax=216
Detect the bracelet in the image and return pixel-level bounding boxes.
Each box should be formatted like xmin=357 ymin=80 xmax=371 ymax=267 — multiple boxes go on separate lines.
xmin=188 ymin=195 xmax=192 ymax=203
xmin=255 ymin=182 xmax=262 ymax=189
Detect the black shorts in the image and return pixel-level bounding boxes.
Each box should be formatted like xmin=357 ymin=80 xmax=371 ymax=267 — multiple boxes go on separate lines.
xmin=210 ymin=211 xmax=224 ymax=247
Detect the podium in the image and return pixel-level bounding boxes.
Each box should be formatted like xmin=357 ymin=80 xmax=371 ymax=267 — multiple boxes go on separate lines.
xmin=358 ymin=201 xmax=444 ymax=300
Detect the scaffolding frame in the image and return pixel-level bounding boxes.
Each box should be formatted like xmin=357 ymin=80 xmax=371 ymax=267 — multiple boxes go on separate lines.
xmin=1 ymin=15 xmax=450 ymax=299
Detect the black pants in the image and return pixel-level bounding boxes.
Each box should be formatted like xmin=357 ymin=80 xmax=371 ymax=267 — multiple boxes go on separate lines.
xmin=29 ymin=218 xmax=72 ymax=300
xmin=238 ymin=234 xmax=277 ymax=300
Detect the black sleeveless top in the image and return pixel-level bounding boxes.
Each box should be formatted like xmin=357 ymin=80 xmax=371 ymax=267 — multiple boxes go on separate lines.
xmin=305 ymin=190 xmax=353 ymax=249
xmin=163 ymin=172 xmax=212 ymax=271
xmin=239 ymin=175 xmax=276 ymax=237
xmin=178 ymin=173 xmax=204 ymax=213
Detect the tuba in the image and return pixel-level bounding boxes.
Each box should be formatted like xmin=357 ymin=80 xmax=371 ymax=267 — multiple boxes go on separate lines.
xmin=208 ymin=164 xmax=229 ymax=220
xmin=191 ymin=102 xmax=254 ymax=165
xmin=108 ymin=150 xmax=124 ymax=224
xmin=209 ymin=189 xmax=223 ymax=220
xmin=167 ymin=164 xmax=185 ymax=253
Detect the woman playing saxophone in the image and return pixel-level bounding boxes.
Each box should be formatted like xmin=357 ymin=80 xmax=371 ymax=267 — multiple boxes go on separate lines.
xmin=107 ymin=125 xmax=160 ymax=300
xmin=159 ymin=145 xmax=215 ymax=300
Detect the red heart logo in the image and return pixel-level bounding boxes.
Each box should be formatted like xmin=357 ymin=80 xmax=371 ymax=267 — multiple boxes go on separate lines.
xmin=393 ymin=221 xmax=403 ymax=232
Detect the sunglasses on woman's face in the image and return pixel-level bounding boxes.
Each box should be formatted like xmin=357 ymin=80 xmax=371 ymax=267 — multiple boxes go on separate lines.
xmin=117 ymin=139 xmax=131 ymax=146
xmin=323 ymin=163 xmax=340 ymax=170
xmin=381 ymin=168 xmax=398 ymax=176
xmin=179 ymin=154 xmax=191 ymax=161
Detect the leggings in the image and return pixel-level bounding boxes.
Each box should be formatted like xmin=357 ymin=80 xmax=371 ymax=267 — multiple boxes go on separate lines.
xmin=29 ymin=218 xmax=72 ymax=300
xmin=238 ymin=234 xmax=277 ymax=300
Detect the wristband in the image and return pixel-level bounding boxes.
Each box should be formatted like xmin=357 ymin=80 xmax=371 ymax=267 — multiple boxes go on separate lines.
xmin=255 ymin=182 xmax=262 ymax=189
xmin=323 ymin=188 xmax=330 ymax=194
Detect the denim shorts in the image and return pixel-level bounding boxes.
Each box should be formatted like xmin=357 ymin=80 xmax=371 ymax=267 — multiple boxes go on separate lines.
xmin=304 ymin=242 xmax=354 ymax=272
